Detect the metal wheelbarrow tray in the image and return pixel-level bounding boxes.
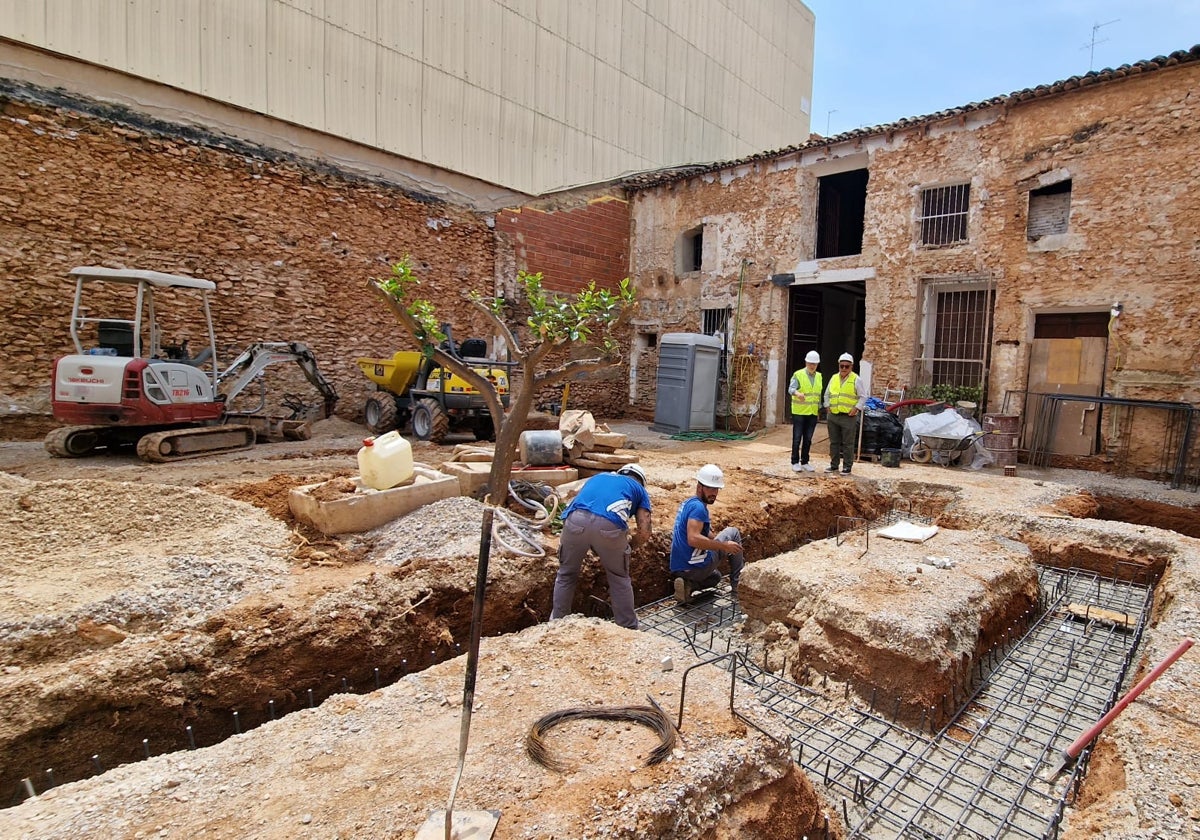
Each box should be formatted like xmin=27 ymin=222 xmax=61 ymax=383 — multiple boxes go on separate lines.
xmin=910 ymin=430 xmax=989 ymax=466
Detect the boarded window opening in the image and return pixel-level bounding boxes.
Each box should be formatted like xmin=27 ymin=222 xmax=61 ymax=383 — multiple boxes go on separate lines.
xmin=1027 ymin=180 xmax=1072 ymax=240
xmin=918 ymin=184 xmax=970 ymax=247
xmin=815 ymin=168 xmax=868 ymax=258
xmin=678 ymin=225 xmax=703 ymax=273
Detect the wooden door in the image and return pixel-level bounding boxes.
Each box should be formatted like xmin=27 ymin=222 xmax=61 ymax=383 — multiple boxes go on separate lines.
xmin=1026 ymin=336 xmax=1107 ymax=456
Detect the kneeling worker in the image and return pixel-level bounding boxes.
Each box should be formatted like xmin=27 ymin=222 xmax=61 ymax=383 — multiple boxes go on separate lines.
xmin=669 ymin=464 xmax=744 ymax=604
xmin=550 ymin=463 xmax=651 ymax=630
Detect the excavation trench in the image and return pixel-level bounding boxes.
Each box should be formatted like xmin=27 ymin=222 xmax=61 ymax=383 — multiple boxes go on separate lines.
xmin=1 ymin=469 xmax=1190 ymax=836
xmin=1 ymin=474 xmax=884 ymax=806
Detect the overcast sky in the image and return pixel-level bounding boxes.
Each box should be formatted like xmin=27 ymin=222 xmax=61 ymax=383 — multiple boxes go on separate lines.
xmin=804 ymin=0 xmax=1200 ymax=136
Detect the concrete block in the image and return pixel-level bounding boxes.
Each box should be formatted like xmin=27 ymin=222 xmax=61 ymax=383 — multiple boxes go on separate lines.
xmin=289 ymin=465 xmax=460 ymax=535
xmin=442 ymin=461 xmax=579 ymax=496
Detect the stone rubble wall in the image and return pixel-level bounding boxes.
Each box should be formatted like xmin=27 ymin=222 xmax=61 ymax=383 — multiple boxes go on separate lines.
xmin=0 ymin=89 xmax=502 ymax=423
xmin=626 ymin=62 xmax=1200 ymax=445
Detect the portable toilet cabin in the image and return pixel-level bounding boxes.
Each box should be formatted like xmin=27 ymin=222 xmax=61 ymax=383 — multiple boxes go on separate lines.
xmin=650 ymin=332 xmax=722 ymax=434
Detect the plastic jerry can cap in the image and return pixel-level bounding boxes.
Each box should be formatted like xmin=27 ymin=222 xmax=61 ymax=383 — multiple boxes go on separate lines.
xmin=362 ymin=437 xmax=375 ymax=446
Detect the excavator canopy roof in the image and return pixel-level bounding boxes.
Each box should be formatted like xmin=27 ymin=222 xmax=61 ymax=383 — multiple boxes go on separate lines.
xmin=69 ymin=266 xmax=216 ymax=291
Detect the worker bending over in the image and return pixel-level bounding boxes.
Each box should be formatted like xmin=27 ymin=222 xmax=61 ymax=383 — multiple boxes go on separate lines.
xmin=550 ymin=464 xmax=651 ymax=630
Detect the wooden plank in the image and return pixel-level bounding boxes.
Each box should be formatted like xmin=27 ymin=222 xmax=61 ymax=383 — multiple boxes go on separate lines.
xmin=578 ymin=451 xmax=638 ymax=466
xmin=1063 ymin=602 xmax=1136 ymax=629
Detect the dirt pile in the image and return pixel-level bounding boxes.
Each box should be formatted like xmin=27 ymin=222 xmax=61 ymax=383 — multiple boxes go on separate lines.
xmin=740 ymin=527 xmax=1039 ymax=724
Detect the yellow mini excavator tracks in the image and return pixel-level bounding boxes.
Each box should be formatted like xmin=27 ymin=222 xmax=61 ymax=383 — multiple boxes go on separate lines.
xmin=135 ymin=424 xmax=257 ymax=463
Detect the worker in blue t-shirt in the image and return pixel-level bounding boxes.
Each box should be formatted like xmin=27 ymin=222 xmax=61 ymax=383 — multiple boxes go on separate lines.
xmin=550 ymin=463 xmax=652 ymax=630
xmin=669 ymin=464 xmax=744 ymax=604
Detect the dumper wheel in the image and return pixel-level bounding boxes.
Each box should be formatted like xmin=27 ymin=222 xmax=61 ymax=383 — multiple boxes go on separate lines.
xmin=412 ymin=398 xmax=449 ymax=444
xmin=364 ymin=394 xmax=398 ymax=435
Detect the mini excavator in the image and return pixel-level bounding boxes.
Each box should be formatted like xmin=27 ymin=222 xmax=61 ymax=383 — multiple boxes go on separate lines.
xmin=45 ymin=266 xmax=338 ymax=463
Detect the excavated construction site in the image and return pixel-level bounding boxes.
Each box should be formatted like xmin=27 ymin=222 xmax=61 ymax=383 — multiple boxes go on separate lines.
xmin=0 ymin=419 xmax=1197 ymax=839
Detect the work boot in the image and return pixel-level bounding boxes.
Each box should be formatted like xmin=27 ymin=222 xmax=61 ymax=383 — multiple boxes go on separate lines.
xmin=673 ymin=577 xmax=692 ymax=605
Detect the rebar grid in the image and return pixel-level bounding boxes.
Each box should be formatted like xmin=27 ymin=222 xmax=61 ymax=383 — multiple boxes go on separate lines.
xmin=637 ymin=565 xmax=1152 ymax=840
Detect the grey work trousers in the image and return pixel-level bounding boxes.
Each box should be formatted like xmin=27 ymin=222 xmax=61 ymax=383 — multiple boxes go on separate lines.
xmin=675 ymin=526 xmax=744 ymax=593
xmin=826 ymin=411 xmax=859 ymax=470
xmin=551 ymin=509 xmax=638 ymax=629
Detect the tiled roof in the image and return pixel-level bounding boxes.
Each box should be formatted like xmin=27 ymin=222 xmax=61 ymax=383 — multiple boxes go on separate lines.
xmin=622 ymin=44 xmax=1200 ymax=190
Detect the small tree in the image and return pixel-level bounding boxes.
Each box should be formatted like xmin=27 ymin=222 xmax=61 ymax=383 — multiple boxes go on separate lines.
xmin=370 ymin=258 xmax=635 ymax=506
xmin=370 ymin=257 xmax=635 ymax=834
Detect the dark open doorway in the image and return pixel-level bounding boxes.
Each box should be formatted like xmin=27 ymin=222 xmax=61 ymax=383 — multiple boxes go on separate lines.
xmin=786 ymin=283 xmax=866 ymax=412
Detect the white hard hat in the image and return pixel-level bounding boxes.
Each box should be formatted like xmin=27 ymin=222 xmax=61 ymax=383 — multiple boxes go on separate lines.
xmin=805 ymin=350 xmax=820 ymax=364
xmin=696 ymin=463 xmax=725 ymax=488
xmin=838 ymin=352 xmax=854 ymax=364
xmin=617 ymin=463 xmax=647 ymax=486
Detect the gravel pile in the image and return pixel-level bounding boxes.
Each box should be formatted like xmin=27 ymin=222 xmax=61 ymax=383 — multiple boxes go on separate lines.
xmin=0 ymin=474 xmax=291 ymax=661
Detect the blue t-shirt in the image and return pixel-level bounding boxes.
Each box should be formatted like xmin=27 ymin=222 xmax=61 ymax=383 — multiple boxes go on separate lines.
xmin=561 ymin=472 xmax=651 ymax=529
xmin=670 ymin=495 xmax=711 ymax=572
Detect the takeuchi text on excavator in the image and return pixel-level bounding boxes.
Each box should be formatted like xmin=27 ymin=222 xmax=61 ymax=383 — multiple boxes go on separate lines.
xmin=45 ymin=266 xmax=338 ymax=463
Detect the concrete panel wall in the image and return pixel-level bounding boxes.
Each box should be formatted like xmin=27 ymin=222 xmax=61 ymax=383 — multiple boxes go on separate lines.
xmin=0 ymin=0 xmax=815 ymax=194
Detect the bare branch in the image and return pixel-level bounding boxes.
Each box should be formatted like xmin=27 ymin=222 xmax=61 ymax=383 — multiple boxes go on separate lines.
xmin=533 ymin=353 xmax=624 ymax=389
xmin=466 ymin=296 xmax=524 ymax=361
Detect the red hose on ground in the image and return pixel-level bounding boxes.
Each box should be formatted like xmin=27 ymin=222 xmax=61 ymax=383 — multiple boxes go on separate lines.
xmin=884 ymin=399 xmax=942 ymax=414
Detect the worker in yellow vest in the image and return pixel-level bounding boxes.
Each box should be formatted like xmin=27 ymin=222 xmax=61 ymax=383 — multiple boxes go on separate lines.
xmin=823 ymin=352 xmax=868 ymax=475
xmin=788 ymin=350 xmax=823 ymax=472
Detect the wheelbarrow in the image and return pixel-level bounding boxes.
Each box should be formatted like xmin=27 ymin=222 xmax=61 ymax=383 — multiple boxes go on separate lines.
xmin=910 ymin=430 xmax=990 ymax=466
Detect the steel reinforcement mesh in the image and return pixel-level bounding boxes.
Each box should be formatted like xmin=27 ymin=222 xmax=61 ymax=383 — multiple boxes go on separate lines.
xmin=637 ymin=566 xmax=1152 ymax=840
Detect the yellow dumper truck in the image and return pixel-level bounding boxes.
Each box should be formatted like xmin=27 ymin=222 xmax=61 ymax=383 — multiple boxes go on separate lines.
xmin=355 ymin=338 xmax=509 ymax=444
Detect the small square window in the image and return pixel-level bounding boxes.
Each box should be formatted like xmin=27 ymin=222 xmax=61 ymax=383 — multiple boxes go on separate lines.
xmin=918 ymin=184 xmax=970 ymax=247
xmin=701 ymin=307 xmax=729 ymax=339
xmin=1027 ymin=180 xmax=1071 ymax=240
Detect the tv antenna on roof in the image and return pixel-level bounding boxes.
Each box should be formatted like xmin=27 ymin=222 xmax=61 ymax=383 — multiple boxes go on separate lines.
xmin=1082 ymin=19 xmax=1119 ymax=72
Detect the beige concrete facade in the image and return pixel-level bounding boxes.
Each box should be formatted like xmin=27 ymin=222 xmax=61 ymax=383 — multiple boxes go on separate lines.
xmin=625 ymin=50 xmax=1200 ymax=477
xmin=0 ymin=0 xmax=814 ymax=195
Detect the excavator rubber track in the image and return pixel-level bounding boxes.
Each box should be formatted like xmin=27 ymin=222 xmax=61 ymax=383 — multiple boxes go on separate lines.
xmin=44 ymin=425 xmax=110 ymax=458
xmin=135 ymin=424 xmax=257 ymax=463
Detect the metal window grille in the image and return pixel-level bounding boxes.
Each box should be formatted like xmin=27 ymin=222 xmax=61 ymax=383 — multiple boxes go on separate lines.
xmin=912 ymin=278 xmax=995 ymax=406
xmin=918 ymin=184 xmax=970 ymax=247
xmin=702 ymin=307 xmax=729 ymax=338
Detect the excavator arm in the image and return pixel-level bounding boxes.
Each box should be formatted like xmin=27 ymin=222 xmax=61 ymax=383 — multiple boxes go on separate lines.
xmin=218 ymin=342 xmax=339 ymax=418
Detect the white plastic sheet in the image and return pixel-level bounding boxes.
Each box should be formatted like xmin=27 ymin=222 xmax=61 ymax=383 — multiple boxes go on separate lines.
xmin=876 ymin=521 xmax=940 ymax=543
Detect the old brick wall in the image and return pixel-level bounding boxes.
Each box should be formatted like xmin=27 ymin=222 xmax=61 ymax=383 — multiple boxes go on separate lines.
xmin=494 ymin=191 xmax=634 ymax=417
xmin=627 ymin=161 xmax=816 ymax=424
xmin=0 ymin=88 xmax=497 ymax=423
xmin=626 ymin=59 xmax=1200 ymax=454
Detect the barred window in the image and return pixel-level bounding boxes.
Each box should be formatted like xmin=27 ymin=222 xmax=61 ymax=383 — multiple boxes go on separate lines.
xmin=918 ymin=184 xmax=970 ymax=247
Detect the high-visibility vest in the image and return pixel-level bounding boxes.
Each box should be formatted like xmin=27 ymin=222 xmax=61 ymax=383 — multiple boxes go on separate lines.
xmin=790 ymin=370 xmax=822 ymax=416
xmin=827 ymin=372 xmax=859 ymax=414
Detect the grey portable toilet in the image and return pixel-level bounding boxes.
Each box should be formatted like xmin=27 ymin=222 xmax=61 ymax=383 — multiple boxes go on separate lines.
xmin=650 ymin=332 xmax=722 ymax=434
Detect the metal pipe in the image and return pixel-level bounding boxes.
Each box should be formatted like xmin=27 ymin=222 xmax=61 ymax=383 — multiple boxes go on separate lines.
xmin=1049 ymin=637 xmax=1195 ymax=775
